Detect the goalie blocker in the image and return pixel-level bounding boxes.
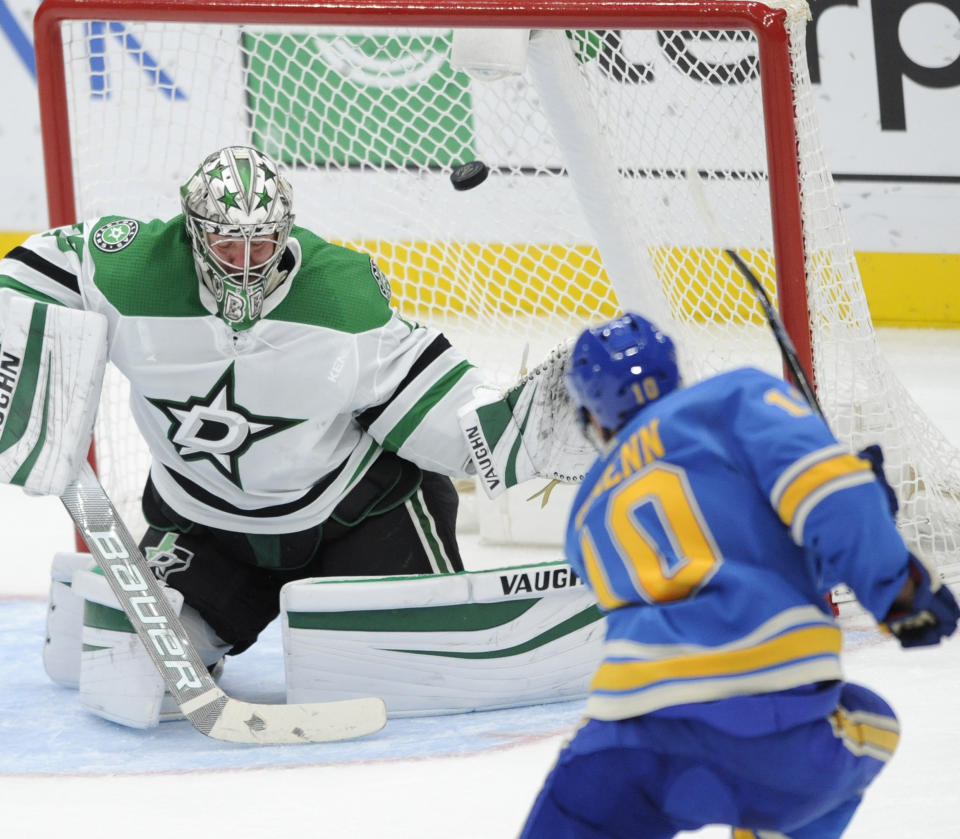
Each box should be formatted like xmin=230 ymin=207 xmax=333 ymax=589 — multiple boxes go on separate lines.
xmin=0 ymin=290 xmax=106 ymax=495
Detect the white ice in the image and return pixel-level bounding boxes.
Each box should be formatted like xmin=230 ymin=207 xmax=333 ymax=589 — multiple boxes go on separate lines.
xmin=1 ymin=328 xmax=959 ymax=839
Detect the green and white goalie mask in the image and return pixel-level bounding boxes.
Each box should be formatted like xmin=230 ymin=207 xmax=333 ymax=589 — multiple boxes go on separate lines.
xmin=181 ymin=146 xmax=294 ymax=330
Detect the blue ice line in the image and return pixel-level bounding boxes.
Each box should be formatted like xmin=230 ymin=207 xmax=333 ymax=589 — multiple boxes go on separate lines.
xmin=0 ymin=1 xmax=36 ymax=80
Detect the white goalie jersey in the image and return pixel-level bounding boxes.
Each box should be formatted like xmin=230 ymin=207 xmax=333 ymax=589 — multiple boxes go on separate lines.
xmin=0 ymin=216 xmax=486 ymax=533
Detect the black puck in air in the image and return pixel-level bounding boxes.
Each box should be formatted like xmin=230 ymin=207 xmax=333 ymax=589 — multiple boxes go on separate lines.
xmin=450 ymin=160 xmax=490 ymax=191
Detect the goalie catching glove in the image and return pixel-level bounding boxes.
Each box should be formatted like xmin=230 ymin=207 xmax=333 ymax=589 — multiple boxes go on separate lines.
xmin=882 ymin=553 xmax=960 ymax=648
xmin=0 ymin=290 xmax=107 ymax=495
xmin=457 ymin=340 xmax=594 ymax=498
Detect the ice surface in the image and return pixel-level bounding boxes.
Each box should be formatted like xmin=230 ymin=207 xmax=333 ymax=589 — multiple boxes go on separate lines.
xmin=2 ymin=328 xmax=959 ymax=838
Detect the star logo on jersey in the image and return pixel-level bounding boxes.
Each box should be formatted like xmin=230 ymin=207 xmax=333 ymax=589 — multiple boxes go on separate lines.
xmin=147 ymin=363 xmax=304 ymax=487
xmin=92 ymin=219 xmax=139 ymax=252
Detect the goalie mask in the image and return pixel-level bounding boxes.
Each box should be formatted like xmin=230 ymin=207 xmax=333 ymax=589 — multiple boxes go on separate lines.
xmin=566 ymin=312 xmax=680 ymax=440
xmin=181 ymin=146 xmax=294 ymax=330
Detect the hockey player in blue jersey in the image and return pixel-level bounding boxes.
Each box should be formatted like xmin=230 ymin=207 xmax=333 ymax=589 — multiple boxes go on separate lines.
xmin=518 ymin=312 xmax=960 ymax=839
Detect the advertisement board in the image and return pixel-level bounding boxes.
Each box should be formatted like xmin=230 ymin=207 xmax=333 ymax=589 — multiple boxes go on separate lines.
xmin=0 ymin=1 xmax=957 ymax=321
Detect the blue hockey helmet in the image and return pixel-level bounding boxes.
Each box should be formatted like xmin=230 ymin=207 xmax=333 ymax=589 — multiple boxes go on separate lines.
xmin=566 ymin=312 xmax=680 ymax=433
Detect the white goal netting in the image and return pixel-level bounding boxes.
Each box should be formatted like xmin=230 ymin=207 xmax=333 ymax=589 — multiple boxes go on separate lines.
xmin=37 ymin=0 xmax=960 ymax=577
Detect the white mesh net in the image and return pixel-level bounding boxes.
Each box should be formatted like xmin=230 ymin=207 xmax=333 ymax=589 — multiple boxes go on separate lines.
xmin=783 ymin=14 xmax=960 ymax=576
xmin=42 ymin=2 xmax=960 ymax=576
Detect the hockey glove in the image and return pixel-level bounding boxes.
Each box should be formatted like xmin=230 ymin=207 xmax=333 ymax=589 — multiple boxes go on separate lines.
xmin=882 ymin=554 xmax=960 ymax=648
xmin=457 ymin=340 xmax=594 ymax=498
xmin=857 ymin=443 xmax=899 ymax=518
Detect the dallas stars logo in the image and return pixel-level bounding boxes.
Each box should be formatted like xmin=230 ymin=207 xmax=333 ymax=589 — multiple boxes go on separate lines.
xmin=147 ymin=363 xmax=304 ymax=487
xmin=144 ymin=533 xmax=194 ymax=581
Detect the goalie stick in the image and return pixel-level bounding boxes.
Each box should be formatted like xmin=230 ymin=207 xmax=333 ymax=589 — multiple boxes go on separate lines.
xmin=60 ymin=461 xmax=387 ymax=744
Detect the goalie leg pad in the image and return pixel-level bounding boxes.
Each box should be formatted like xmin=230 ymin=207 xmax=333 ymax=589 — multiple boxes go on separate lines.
xmin=42 ymin=551 xmax=95 ymax=688
xmin=282 ymin=561 xmax=605 ymax=716
xmin=73 ymin=566 xmax=185 ymax=729
xmin=0 ymin=290 xmax=107 ymax=495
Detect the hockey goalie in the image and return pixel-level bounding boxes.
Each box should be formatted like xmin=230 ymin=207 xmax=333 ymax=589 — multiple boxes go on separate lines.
xmin=0 ymin=144 xmax=601 ymax=728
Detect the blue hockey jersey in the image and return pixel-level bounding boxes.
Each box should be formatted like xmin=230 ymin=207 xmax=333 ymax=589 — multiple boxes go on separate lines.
xmin=566 ymin=367 xmax=911 ymax=733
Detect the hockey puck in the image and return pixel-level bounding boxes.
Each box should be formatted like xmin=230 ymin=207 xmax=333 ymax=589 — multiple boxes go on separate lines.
xmin=450 ymin=160 xmax=490 ymax=191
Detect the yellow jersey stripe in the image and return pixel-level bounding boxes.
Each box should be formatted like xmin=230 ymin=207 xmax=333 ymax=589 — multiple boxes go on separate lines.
xmin=586 ymin=658 xmax=843 ymax=721
xmin=776 ymin=454 xmax=871 ymax=526
xmin=829 ymin=706 xmax=900 ymax=761
xmin=789 ymin=470 xmax=876 ymax=543
xmin=602 ymin=604 xmax=834 ymax=660
xmin=770 ymin=443 xmax=847 ymax=504
xmin=591 ymin=624 xmax=842 ymax=693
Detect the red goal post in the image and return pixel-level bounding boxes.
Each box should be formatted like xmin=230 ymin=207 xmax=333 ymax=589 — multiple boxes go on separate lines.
xmin=32 ymin=0 xmax=960 ymax=576
xmin=35 ymin=0 xmax=814 ymax=373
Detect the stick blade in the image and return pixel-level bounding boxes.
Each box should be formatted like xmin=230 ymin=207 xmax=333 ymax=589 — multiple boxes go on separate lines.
xmin=200 ymin=695 xmax=387 ymax=745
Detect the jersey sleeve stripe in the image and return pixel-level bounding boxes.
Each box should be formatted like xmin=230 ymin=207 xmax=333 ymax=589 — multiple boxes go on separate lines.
xmin=788 ymin=471 xmax=877 ymax=543
xmin=355 ymin=332 xmax=452 ymax=431
xmin=0 ymin=277 xmax=65 ymax=306
xmin=769 ymin=443 xmax=847 ymax=504
xmin=772 ymin=451 xmax=871 ymax=528
xmin=5 ymin=246 xmax=81 ymax=296
xmin=380 ymin=360 xmax=473 ymax=451
xmin=829 ymin=706 xmax=900 ymax=761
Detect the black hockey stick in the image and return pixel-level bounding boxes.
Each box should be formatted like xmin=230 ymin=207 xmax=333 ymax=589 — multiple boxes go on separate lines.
xmin=683 ymin=168 xmax=823 ymax=417
xmin=61 ymin=461 xmax=387 ymax=744
xmin=684 ymin=170 xmax=895 ymax=611
xmin=720 ymin=247 xmax=824 ymax=419
xmin=690 ymin=175 xmax=903 ymax=525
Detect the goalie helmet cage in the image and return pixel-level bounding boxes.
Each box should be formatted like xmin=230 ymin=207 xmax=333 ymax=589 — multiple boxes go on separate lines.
xmin=34 ymin=0 xmax=960 ymax=579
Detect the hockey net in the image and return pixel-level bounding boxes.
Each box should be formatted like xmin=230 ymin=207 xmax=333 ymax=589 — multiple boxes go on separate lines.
xmin=35 ymin=0 xmax=960 ymax=579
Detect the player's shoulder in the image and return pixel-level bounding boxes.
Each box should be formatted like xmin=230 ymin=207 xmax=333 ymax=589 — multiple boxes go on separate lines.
xmin=85 ymin=215 xmax=202 ymax=315
xmin=632 ymin=367 xmax=816 ymax=454
xmin=86 ymin=215 xmax=184 ymax=254
xmin=673 ymin=366 xmax=797 ymax=411
xmin=272 ymin=226 xmax=394 ymax=332
xmin=693 ymin=365 xmax=780 ymax=394
xmin=685 ymin=366 xmax=830 ymax=458
xmin=720 ymin=366 xmax=812 ymax=415
xmin=291 ymin=227 xmax=390 ymax=293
